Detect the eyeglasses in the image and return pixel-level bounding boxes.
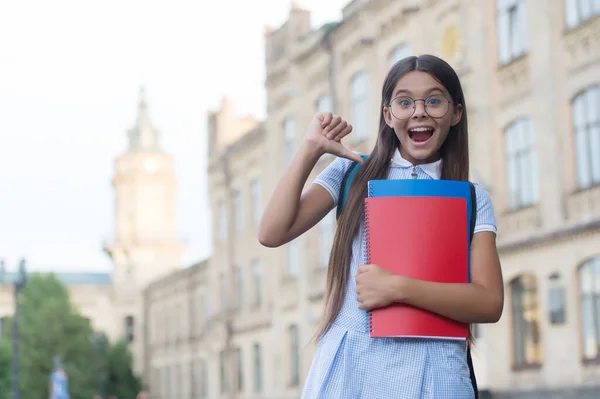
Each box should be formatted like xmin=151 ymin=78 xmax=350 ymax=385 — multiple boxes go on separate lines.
xmin=388 ymin=95 xmax=453 ymax=120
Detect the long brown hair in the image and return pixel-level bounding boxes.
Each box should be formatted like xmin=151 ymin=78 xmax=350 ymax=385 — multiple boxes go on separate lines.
xmin=315 ymin=54 xmax=470 ymax=341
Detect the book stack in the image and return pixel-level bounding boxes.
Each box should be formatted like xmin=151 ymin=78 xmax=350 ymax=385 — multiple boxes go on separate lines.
xmin=364 ymin=179 xmax=475 ymax=339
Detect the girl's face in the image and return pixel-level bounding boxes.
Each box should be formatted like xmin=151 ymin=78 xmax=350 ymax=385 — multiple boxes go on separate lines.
xmin=383 ymin=71 xmax=463 ymax=165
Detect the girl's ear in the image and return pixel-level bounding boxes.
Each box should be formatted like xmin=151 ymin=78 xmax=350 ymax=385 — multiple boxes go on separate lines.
xmin=452 ymin=104 xmax=463 ymax=127
xmin=451 ymin=103 xmax=463 ymax=127
xmin=383 ymin=107 xmax=394 ymax=128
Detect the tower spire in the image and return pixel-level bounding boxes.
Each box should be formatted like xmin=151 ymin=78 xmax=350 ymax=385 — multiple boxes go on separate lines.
xmin=127 ymin=86 xmax=160 ymax=152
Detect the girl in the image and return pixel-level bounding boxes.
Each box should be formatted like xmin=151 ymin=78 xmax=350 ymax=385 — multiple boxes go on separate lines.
xmin=258 ymin=55 xmax=504 ymax=399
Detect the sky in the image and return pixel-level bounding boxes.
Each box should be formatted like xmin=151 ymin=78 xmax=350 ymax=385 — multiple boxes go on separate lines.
xmin=0 ymin=0 xmax=350 ymax=273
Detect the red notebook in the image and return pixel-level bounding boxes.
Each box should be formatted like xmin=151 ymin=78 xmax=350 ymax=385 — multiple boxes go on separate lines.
xmin=364 ymin=196 xmax=469 ymax=339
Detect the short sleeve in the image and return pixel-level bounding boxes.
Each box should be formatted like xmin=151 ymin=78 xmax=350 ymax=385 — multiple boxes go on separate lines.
xmin=313 ymin=154 xmax=358 ymax=207
xmin=473 ymin=183 xmax=497 ymax=234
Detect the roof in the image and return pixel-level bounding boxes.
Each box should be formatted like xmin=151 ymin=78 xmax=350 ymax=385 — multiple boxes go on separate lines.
xmin=0 ymin=271 xmax=112 ymax=285
xmin=321 ymin=22 xmax=340 ymax=37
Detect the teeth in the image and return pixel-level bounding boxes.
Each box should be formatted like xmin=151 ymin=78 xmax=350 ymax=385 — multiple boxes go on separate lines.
xmin=410 ymin=127 xmax=433 ymax=132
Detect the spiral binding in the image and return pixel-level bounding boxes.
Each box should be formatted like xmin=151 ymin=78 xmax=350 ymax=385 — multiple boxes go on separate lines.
xmin=364 ymin=187 xmax=374 ymax=334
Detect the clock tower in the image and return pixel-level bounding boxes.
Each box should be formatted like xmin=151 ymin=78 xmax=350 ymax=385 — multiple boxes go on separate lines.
xmin=104 ymin=88 xmax=187 ymax=293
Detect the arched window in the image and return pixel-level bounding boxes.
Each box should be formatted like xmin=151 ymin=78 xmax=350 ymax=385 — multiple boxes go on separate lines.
xmin=510 ymin=274 xmax=543 ymax=367
xmin=504 ymin=118 xmax=538 ymax=210
xmin=124 ymin=315 xmax=135 ymax=343
xmin=283 ymin=117 xmax=295 ymax=166
xmin=289 ymin=324 xmax=300 ymax=386
xmin=316 ymin=94 xmax=332 ymax=113
xmin=579 ymin=257 xmax=600 ymax=361
xmin=572 ymin=85 xmax=600 ymax=189
xmin=389 ymin=44 xmax=412 ymax=67
xmin=350 ymin=71 xmax=369 ymax=142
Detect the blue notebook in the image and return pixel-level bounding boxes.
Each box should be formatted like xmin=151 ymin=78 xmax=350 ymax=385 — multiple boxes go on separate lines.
xmin=366 ymin=179 xmax=475 ymax=281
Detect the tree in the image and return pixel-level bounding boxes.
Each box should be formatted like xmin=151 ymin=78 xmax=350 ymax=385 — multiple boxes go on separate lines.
xmin=103 ymin=340 xmax=142 ymax=398
xmin=0 ymin=272 xmax=143 ymax=398
xmin=17 ymin=273 xmax=97 ymax=399
xmin=0 ymin=339 xmax=11 ymax=398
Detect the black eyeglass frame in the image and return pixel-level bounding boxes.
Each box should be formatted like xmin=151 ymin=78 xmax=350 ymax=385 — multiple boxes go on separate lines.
xmin=387 ymin=95 xmax=454 ymax=120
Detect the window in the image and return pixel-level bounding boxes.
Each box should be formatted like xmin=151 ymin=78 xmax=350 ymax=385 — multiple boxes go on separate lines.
xmin=189 ymin=294 xmax=197 ymax=337
xmin=350 ymin=71 xmax=369 ymax=141
xmin=219 ymin=350 xmax=229 ymax=393
xmin=235 ymin=265 xmax=243 ymax=310
xmin=233 ymin=189 xmax=244 ymax=232
xmin=218 ymin=201 xmax=228 ymax=242
xmin=152 ymin=368 xmax=160 ymax=398
xmin=190 ymin=359 xmax=207 ymax=399
xmin=283 ymin=118 xmax=295 ymax=166
xmin=565 ymin=0 xmax=600 ymax=28
xmin=191 ymin=361 xmax=196 ymax=398
xmin=316 ymin=94 xmax=332 ymax=113
xmin=174 ymin=364 xmax=181 ymax=399
xmin=220 ymin=273 xmax=228 ymax=311
xmin=252 ymin=258 xmax=262 ymax=305
xmin=579 ymin=257 xmax=600 ymax=361
xmin=389 ymin=44 xmax=412 ymax=67
xmin=200 ymin=358 xmax=208 ymax=399
xmin=505 ymin=118 xmax=538 ymax=210
xmin=192 ymin=359 xmax=208 ymax=399
xmin=287 ymin=240 xmax=300 ymax=277
xmin=124 ymin=316 xmax=134 ymax=343
xmin=164 ymin=366 xmax=171 ymax=399
xmin=289 ymin=325 xmax=300 ymax=386
xmin=200 ymin=294 xmax=210 ymax=327
xmin=496 ymin=0 xmax=529 ymax=64
xmin=318 ymin=210 xmax=335 ymax=268
xmin=511 ymin=275 xmax=543 ymax=366
xmin=548 ymin=273 xmax=566 ymax=325
xmin=250 ymin=179 xmax=262 ymax=225
xmin=253 ymin=343 xmax=263 ymax=392
xmin=235 ymin=347 xmax=243 ymax=392
xmin=472 ymin=324 xmax=481 ymax=339
xmin=573 ymin=86 xmax=600 ymax=189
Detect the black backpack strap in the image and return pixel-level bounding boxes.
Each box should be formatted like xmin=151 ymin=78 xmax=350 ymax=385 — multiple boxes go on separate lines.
xmin=468 ymin=182 xmax=479 ymax=399
xmin=336 ymin=160 xmax=359 ymax=219
xmin=469 ymin=182 xmax=477 ymax=242
xmin=468 ymin=346 xmax=478 ymax=398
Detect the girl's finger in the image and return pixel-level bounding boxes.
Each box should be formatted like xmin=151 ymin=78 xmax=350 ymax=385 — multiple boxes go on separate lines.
xmin=327 ymin=121 xmax=347 ymax=139
xmin=323 ymin=115 xmax=342 ymax=135
xmin=334 ymin=123 xmax=353 ymax=141
xmin=339 ymin=147 xmax=365 ymax=165
xmin=320 ymin=112 xmax=333 ymax=128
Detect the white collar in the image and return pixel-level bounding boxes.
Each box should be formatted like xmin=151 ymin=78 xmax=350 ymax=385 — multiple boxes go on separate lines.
xmin=391 ymin=148 xmax=442 ymax=180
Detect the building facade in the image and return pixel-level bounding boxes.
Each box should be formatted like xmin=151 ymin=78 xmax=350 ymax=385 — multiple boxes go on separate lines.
xmin=0 ymin=88 xmax=186 ymax=377
xmin=142 ymin=0 xmax=600 ymax=398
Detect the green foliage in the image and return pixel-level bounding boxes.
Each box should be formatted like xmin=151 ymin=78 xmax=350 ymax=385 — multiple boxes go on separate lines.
xmin=0 ymin=339 xmax=11 ymax=398
xmin=0 ymin=272 xmax=142 ymax=398
xmin=19 ymin=273 xmax=97 ymax=399
xmin=103 ymin=339 xmax=142 ymax=398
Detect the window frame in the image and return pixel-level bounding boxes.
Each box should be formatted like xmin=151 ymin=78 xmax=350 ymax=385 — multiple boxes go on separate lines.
xmin=504 ymin=118 xmax=539 ymax=210
xmin=572 ymin=85 xmax=600 ymax=190
xmin=496 ymin=0 xmax=529 ymax=65
xmin=510 ymin=274 xmax=543 ymax=369
xmin=350 ymin=70 xmax=369 ymax=142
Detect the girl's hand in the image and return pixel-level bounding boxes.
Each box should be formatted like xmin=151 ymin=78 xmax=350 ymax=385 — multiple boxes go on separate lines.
xmin=305 ymin=112 xmax=364 ymax=164
xmin=355 ymin=264 xmax=402 ymax=311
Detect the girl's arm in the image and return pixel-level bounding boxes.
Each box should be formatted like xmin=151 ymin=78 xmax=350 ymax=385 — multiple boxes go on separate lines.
xmin=258 ymin=142 xmax=332 ymax=247
xmin=392 ymin=231 xmax=504 ymax=323
xmin=258 ymin=112 xmax=363 ymax=248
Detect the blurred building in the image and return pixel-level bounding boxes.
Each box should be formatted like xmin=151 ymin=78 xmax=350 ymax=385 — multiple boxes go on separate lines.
xmin=142 ymin=0 xmax=600 ymax=398
xmin=0 ymin=88 xmax=187 ymax=376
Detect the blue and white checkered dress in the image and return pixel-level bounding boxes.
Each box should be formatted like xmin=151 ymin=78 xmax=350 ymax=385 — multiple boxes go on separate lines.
xmin=301 ymin=149 xmax=497 ymax=399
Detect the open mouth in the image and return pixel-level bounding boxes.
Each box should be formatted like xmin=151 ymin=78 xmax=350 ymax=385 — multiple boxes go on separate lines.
xmin=408 ymin=127 xmax=434 ymax=144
